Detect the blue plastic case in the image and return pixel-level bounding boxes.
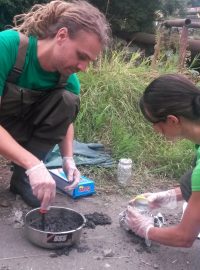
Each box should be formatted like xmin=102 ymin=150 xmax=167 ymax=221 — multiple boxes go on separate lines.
xmin=49 ymin=168 xmax=95 ymax=198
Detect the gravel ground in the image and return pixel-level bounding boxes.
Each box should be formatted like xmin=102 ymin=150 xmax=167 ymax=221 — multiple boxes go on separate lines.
xmin=0 ymin=157 xmax=199 ymax=270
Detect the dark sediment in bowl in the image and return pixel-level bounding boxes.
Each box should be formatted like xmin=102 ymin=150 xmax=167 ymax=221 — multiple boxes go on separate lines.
xmin=25 ymin=207 xmax=86 ymax=249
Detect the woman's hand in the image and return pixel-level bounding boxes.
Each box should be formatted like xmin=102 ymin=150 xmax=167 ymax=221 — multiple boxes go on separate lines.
xmin=126 ymin=205 xmax=154 ymax=239
xmin=129 ymin=189 xmax=178 ymax=210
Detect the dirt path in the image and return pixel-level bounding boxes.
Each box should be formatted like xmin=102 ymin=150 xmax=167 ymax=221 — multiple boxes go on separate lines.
xmin=0 ymin=160 xmax=199 ymax=270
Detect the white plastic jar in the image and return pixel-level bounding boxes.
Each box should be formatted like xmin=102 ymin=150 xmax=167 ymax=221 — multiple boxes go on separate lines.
xmin=117 ymin=158 xmax=132 ymax=187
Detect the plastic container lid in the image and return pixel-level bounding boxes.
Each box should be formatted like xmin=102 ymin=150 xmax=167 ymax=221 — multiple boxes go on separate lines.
xmin=133 ymin=195 xmax=149 ymax=208
xmin=119 ymin=158 xmax=132 ymax=165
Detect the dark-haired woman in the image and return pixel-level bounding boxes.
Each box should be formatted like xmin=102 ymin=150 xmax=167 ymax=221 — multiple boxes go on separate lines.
xmin=126 ymin=74 xmax=200 ymax=247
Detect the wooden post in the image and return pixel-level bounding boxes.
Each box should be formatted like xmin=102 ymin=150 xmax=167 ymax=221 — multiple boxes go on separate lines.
xmin=151 ymin=28 xmax=162 ymax=69
xmin=179 ymin=25 xmax=189 ymax=70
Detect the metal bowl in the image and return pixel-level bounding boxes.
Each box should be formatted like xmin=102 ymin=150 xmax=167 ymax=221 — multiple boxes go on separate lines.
xmin=24 ymin=206 xmax=86 ymax=249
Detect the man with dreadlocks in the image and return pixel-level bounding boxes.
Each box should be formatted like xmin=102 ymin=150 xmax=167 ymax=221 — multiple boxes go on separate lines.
xmin=0 ymin=0 xmax=111 ymax=210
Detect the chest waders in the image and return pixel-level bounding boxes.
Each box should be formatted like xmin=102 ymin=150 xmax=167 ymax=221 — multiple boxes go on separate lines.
xmin=0 ymin=33 xmax=80 ymax=207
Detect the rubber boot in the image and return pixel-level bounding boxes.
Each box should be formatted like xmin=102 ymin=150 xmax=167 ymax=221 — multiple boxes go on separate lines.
xmin=10 ymin=165 xmax=40 ymax=207
xmin=9 ymin=147 xmax=51 ymax=208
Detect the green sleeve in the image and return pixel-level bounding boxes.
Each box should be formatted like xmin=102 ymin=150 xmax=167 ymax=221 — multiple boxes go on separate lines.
xmin=65 ymin=73 xmax=80 ymax=95
xmin=192 ymin=162 xmax=200 ymax=191
xmin=0 ymin=30 xmax=19 ymax=96
xmin=192 ymin=145 xmax=200 ymax=191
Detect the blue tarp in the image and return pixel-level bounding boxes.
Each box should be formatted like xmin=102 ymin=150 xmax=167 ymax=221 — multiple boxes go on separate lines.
xmin=45 ymin=140 xmax=115 ymax=168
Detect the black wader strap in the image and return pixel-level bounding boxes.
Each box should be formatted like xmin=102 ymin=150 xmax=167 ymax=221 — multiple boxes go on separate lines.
xmin=56 ymin=74 xmax=69 ymax=88
xmin=6 ymin=33 xmax=29 ymax=83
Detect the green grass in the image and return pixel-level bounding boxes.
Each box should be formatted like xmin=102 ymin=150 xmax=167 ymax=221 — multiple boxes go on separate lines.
xmin=75 ymin=50 xmax=195 ymax=180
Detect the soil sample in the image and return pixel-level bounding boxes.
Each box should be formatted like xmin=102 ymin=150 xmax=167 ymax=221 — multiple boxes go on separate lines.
xmin=84 ymin=212 xmax=112 ymax=228
xmin=29 ymin=209 xmax=83 ymax=232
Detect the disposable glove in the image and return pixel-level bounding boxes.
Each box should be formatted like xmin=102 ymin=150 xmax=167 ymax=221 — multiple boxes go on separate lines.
xmin=119 ymin=210 xmax=130 ymax=231
xmin=126 ymin=205 xmax=154 ymax=240
xmin=62 ymin=156 xmax=80 ymax=190
xmin=129 ymin=189 xmax=177 ymax=210
xmin=25 ymin=161 xmax=56 ymax=211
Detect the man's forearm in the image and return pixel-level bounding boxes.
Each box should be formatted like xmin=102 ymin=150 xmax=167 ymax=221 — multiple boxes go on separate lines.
xmin=59 ymin=123 xmax=74 ymax=157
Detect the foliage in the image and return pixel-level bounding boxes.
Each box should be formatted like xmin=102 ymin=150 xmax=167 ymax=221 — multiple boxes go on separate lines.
xmin=159 ymin=0 xmax=188 ymax=17
xmin=76 ymin=51 xmax=195 ymax=179
xmin=190 ymin=0 xmax=200 ymax=6
xmin=89 ymin=0 xmax=161 ymax=34
xmin=0 ymin=0 xmax=189 ymax=34
xmin=0 ymin=0 xmax=49 ymax=31
xmin=89 ymin=0 xmax=188 ymax=35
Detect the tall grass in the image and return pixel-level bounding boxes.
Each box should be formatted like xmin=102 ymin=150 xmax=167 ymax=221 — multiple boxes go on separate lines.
xmin=75 ymin=51 xmax=194 ymax=179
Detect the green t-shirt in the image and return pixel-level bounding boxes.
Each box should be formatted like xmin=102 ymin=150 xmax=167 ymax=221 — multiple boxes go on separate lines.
xmin=192 ymin=145 xmax=200 ymax=191
xmin=0 ymin=29 xmax=80 ymax=95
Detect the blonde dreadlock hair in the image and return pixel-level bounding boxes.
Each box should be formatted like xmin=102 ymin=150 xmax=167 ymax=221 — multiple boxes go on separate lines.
xmin=13 ymin=0 xmax=111 ymax=48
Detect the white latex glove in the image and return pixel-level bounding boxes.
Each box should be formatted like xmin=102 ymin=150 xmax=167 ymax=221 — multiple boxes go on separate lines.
xmin=126 ymin=205 xmax=154 ymax=240
xmin=25 ymin=161 xmax=56 ymax=211
xmin=62 ymin=157 xmax=80 ymax=190
xmin=129 ymin=189 xmax=177 ymax=210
